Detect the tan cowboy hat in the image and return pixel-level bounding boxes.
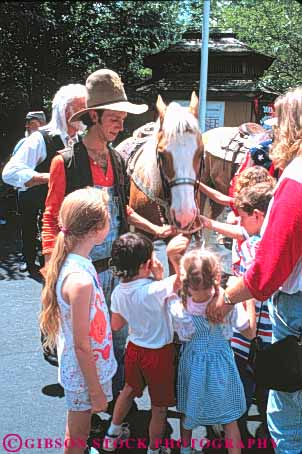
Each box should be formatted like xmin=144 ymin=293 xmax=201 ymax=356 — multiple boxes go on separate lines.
xmin=70 ymin=69 xmax=148 ymax=122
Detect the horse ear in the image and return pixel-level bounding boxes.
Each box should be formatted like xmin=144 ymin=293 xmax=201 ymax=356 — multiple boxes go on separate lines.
xmin=156 ymin=95 xmax=167 ymax=118
xmin=189 ymin=91 xmax=199 ymax=119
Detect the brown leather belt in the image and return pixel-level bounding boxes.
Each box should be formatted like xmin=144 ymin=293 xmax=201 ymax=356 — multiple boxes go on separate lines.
xmin=93 ymin=257 xmax=110 ymax=273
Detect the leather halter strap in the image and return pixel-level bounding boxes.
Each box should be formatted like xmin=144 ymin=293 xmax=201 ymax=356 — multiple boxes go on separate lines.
xmin=168 ymin=177 xmax=196 ymax=189
xmin=156 ymin=142 xmax=204 ymax=232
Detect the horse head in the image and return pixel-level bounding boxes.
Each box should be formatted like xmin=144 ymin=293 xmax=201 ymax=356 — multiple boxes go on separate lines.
xmin=156 ymin=92 xmax=204 ymax=229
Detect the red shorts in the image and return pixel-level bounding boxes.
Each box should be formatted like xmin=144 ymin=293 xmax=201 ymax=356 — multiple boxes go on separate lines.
xmin=125 ymin=341 xmax=176 ymax=407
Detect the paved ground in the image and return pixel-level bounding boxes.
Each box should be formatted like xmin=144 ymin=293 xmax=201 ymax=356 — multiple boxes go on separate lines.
xmin=0 ymin=213 xmax=275 ymax=454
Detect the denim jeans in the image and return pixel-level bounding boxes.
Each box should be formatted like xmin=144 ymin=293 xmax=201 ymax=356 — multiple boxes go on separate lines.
xmin=267 ymin=291 xmax=302 ymax=454
xmin=91 ymin=186 xmax=128 ymax=397
xmin=153 ymin=239 xmax=170 ymax=277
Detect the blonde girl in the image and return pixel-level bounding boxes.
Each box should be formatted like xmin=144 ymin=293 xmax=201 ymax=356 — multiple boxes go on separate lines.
xmin=176 ymin=249 xmax=255 ymax=454
xmin=40 ymin=187 xmax=117 ymax=454
xmin=270 ymin=87 xmax=302 ymax=170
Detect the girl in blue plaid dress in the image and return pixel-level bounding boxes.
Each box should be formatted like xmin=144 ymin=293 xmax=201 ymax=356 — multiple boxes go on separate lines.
xmin=175 ymin=249 xmax=255 ymax=454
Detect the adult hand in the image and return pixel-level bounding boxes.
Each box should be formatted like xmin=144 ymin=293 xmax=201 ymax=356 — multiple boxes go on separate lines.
xmin=206 ymin=287 xmax=233 ymax=323
xmin=25 ymin=172 xmax=50 ymax=188
xmin=90 ymin=388 xmax=108 ymax=414
xmin=154 ymin=224 xmax=176 ymax=238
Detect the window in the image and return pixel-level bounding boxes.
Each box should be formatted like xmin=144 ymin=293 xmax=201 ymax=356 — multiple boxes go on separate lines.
xmin=177 ymin=100 xmax=225 ymax=130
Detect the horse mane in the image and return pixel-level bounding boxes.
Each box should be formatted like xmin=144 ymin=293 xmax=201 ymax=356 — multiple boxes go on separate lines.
xmin=162 ymin=102 xmax=200 ymax=140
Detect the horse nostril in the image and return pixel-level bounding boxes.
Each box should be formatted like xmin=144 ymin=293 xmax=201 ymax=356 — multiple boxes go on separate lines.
xmin=174 ymin=218 xmax=181 ymax=228
xmin=170 ymin=209 xmax=181 ymax=228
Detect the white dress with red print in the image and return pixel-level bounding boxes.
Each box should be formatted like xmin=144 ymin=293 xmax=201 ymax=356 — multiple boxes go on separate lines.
xmin=56 ymin=253 xmax=117 ymax=392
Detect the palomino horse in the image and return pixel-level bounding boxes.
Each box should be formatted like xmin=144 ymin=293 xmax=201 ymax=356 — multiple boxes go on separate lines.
xmin=122 ymin=92 xmax=204 ymax=233
xmin=117 ymin=120 xmax=271 ymax=222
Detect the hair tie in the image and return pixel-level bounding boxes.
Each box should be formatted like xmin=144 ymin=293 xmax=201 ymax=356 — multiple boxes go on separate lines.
xmin=60 ymin=226 xmax=69 ymax=234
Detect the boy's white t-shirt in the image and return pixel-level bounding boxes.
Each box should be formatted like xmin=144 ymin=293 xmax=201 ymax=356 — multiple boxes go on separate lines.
xmin=111 ymin=276 xmax=175 ymax=349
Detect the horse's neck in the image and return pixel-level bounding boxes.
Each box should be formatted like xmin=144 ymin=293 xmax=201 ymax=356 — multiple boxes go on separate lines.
xmin=128 ymin=135 xmax=164 ymax=202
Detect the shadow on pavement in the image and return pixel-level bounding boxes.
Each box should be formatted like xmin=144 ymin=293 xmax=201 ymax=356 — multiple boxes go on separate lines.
xmin=0 ymin=213 xmax=44 ymax=282
xmin=42 ymin=383 xmax=65 ymax=398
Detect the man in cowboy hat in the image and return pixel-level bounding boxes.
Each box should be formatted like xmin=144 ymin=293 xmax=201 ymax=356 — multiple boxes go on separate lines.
xmin=3 ymin=86 xmax=86 ymax=274
xmin=42 ymin=69 xmax=173 ymax=394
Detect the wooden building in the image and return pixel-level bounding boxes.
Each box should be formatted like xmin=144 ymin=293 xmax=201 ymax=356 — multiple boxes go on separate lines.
xmin=126 ymin=30 xmax=278 ymax=132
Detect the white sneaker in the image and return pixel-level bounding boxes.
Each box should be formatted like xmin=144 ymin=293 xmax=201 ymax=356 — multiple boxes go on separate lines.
xmin=158 ymin=447 xmax=171 ymax=454
xmin=211 ymin=423 xmax=224 ymax=437
xmin=89 ymin=448 xmax=99 ymax=454
xmin=102 ymin=423 xmax=130 ymax=452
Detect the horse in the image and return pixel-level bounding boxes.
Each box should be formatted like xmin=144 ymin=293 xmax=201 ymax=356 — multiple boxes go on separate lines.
xmin=199 ymin=123 xmax=272 ymax=219
xmin=117 ymin=119 xmax=272 ymax=224
xmin=122 ymin=92 xmax=204 ymax=234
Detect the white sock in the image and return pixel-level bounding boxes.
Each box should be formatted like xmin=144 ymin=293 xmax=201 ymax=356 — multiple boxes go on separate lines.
xmin=147 ymin=447 xmax=158 ymax=454
xmin=107 ymin=422 xmax=122 ymax=436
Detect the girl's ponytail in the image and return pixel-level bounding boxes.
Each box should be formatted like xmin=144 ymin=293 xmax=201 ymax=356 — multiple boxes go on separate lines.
xmin=180 ymin=249 xmax=221 ymax=300
xmin=40 ymin=231 xmax=76 ymax=350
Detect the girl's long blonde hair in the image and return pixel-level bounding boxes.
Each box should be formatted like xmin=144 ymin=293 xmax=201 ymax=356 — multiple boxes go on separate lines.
xmin=40 ymin=187 xmax=109 ymax=350
xmin=180 ymin=249 xmax=221 ymax=305
xmin=270 ymin=86 xmax=302 ymax=169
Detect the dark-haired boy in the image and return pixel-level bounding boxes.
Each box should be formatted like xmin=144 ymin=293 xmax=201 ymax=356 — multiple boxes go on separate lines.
xmin=103 ymin=232 xmax=183 ymax=454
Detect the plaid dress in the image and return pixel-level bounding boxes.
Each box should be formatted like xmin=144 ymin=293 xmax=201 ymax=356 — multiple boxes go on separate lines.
xmin=177 ymin=314 xmax=246 ymax=429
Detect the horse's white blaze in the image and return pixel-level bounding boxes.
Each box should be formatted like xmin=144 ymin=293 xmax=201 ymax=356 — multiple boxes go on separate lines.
xmin=158 ymin=101 xmax=201 ymax=228
xmin=167 ymin=134 xmax=198 ymax=228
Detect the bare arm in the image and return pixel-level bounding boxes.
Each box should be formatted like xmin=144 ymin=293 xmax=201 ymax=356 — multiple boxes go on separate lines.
xmin=197 ymin=181 xmax=234 ymax=206
xmin=239 ymin=299 xmax=256 ymax=340
xmin=127 ymin=209 xmax=175 ymax=239
xmin=64 ymin=273 xmax=108 ymax=413
xmin=111 ymin=313 xmax=127 ymax=331
xmin=166 ymin=234 xmax=190 ymax=275
xmin=200 ymin=215 xmax=245 ymax=241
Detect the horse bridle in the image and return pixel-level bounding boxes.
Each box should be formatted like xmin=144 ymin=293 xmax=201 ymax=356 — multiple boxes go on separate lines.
xmin=156 ymin=136 xmax=204 ymax=234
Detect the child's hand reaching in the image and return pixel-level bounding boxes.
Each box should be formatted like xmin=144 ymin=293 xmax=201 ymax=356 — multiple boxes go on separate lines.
xmin=90 ymin=387 xmax=108 ymax=414
xmin=167 ymin=234 xmax=190 ymax=273
xmin=151 ymin=256 xmax=164 ymax=280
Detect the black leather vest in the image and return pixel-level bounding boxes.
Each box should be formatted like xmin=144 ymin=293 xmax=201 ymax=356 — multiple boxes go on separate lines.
xmin=61 ymin=141 xmax=129 ymax=233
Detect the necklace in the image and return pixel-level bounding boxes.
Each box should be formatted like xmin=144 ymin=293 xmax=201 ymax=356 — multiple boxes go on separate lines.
xmin=87 ymin=148 xmax=108 ymax=172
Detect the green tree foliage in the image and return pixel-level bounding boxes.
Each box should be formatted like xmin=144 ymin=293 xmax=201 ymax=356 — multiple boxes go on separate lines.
xmin=0 ymin=0 xmax=184 ymax=154
xmin=185 ymin=0 xmax=302 ymax=93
